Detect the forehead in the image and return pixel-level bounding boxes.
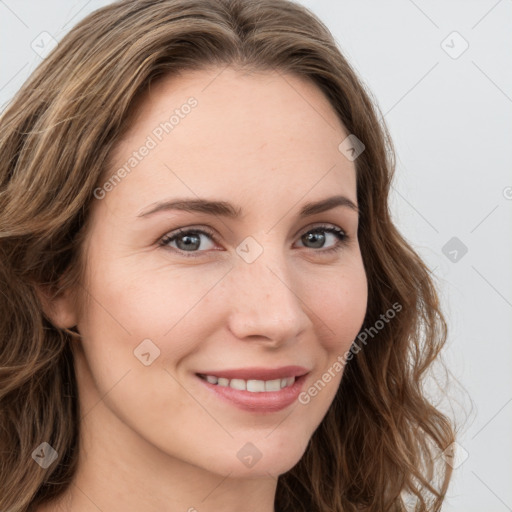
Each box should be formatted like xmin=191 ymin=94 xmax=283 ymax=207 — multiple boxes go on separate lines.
xmin=100 ymin=66 xmax=357 ymax=215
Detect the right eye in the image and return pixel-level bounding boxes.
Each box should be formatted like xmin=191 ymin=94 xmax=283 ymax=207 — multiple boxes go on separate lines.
xmin=159 ymin=227 xmax=219 ymax=257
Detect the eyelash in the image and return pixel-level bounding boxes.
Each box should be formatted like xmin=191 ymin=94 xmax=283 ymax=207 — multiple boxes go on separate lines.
xmin=158 ymin=224 xmax=349 ymax=259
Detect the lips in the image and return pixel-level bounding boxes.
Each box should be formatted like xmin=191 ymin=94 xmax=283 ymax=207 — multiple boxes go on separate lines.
xmin=194 ymin=365 xmax=309 ymax=381
xmin=196 ymin=371 xmax=309 ymax=412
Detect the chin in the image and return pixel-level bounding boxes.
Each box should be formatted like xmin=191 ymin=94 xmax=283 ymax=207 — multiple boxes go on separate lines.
xmin=208 ymin=436 xmax=309 ymax=478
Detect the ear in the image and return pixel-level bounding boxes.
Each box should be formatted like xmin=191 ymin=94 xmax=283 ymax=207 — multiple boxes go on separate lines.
xmin=35 ymin=282 xmax=78 ymax=329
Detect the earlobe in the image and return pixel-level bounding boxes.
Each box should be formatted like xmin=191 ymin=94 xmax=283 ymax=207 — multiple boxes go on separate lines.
xmin=35 ymin=283 xmax=78 ymax=330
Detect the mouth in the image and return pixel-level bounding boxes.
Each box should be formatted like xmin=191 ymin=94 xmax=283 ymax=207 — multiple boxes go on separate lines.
xmin=196 ymin=372 xmax=298 ymax=392
xmin=194 ymin=370 xmax=310 ymax=413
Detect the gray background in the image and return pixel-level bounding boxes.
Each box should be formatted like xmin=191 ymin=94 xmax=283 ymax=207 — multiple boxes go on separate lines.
xmin=1 ymin=1 xmax=511 ymax=510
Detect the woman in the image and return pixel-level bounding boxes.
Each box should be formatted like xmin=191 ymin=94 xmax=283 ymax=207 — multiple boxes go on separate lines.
xmin=0 ymin=0 xmax=457 ymax=510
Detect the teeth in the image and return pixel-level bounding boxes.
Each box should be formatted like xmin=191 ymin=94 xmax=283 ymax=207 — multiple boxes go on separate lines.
xmin=264 ymin=379 xmax=281 ymax=392
xmin=200 ymin=374 xmax=296 ymax=392
xmin=229 ymin=378 xmax=246 ymax=390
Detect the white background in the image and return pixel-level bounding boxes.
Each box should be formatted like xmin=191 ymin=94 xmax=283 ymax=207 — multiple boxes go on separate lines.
xmin=1 ymin=1 xmax=511 ymax=510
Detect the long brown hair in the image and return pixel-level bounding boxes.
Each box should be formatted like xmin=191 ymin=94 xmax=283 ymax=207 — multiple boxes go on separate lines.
xmin=0 ymin=0 xmax=459 ymax=510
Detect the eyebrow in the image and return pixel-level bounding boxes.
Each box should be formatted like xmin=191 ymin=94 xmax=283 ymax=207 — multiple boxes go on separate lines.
xmin=137 ymin=194 xmax=359 ymax=219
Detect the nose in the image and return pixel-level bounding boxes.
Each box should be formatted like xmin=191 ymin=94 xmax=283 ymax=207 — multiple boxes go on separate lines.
xmin=224 ymin=248 xmax=312 ymax=346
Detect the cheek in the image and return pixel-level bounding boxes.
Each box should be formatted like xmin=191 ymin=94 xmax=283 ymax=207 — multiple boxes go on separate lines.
xmin=76 ymin=253 xmax=234 ymax=384
xmin=81 ymin=250 xmax=229 ymax=338
xmin=306 ymin=263 xmax=368 ymax=353
xmin=294 ymin=267 xmax=367 ymax=417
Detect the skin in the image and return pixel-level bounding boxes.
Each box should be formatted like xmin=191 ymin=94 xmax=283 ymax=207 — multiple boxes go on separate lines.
xmin=38 ymin=66 xmax=368 ymax=512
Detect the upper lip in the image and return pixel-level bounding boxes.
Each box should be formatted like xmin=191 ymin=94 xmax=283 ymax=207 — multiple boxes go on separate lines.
xmin=196 ymin=365 xmax=310 ymax=381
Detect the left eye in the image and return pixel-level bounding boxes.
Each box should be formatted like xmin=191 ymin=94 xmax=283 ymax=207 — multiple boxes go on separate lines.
xmin=159 ymin=225 xmax=348 ymax=257
xmin=296 ymin=226 xmax=348 ymax=251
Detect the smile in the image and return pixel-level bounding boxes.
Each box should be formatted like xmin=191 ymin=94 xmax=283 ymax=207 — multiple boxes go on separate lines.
xmin=197 ymin=373 xmax=296 ymax=392
xmin=195 ymin=372 xmax=309 ymax=413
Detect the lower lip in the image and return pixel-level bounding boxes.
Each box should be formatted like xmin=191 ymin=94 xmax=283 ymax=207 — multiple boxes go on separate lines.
xmin=196 ymin=373 xmax=309 ymax=413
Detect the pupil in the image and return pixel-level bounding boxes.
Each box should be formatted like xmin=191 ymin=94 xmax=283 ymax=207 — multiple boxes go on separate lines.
xmin=304 ymin=231 xmax=325 ymax=248
xmin=177 ymin=234 xmax=200 ymax=251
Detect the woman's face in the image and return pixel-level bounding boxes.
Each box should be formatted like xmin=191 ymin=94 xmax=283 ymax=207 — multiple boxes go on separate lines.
xmin=70 ymin=66 xmax=367 ymax=479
